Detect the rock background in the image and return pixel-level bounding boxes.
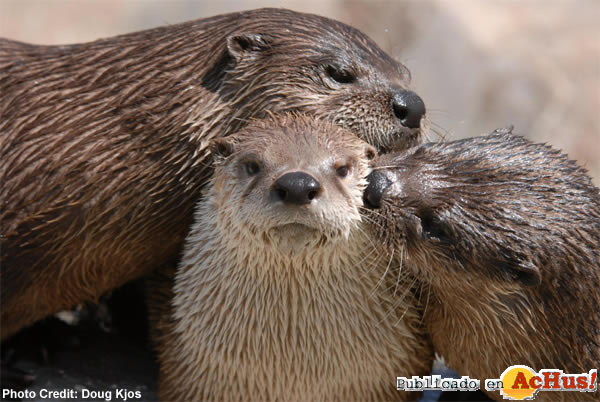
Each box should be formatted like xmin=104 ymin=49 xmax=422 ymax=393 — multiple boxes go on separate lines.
xmin=2 ymin=0 xmax=598 ymax=183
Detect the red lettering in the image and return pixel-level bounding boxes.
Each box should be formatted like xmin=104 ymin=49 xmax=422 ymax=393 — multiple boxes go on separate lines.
xmin=577 ymin=376 xmax=588 ymax=389
xmin=512 ymin=372 xmax=530 ymax=389
xmin=562 ymin=376 xmax=576 ymax=389
xmin=591 ymin=371 xmax=597 ymax=389
xmin=529 ymin=376 xmax=542 ymax=389
xmin=543 ymin=372 xmax=561 ymax=389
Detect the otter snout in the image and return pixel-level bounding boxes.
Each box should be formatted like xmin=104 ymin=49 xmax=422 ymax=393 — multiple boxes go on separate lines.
xmin=392 ymin=90 xmax=426 ymax=130
xmin=272 ymin=171 xmax=321 ymax=205
xmin=364 ymin=170 xmax=391 ymax=208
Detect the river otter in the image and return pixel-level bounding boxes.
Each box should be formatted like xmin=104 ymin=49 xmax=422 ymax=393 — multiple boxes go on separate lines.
xmin=364 ymin=129 xmax=600 ymax=401
xmin=151 ymin=114 xmax=433 ymax=401
xmin=0 ymin=8 xmax=428 ymax=340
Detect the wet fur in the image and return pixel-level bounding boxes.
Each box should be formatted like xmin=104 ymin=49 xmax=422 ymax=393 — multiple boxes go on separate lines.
xmin=370 ymin=130 xmax=600 ymax=401
xmin=0 ymin=8 xmax=423 ymax=339
xmin=151 ymin=116 xmax=433 ymax=401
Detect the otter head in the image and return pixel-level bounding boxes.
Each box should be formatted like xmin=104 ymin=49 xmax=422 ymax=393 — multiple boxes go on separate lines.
xmin=210 ymin=114 xmax=375 ymax=255
xmin=208 ymin=8 xmax=426 ymax=151
xmin=364 ymin=140 xmax=543 ymax=289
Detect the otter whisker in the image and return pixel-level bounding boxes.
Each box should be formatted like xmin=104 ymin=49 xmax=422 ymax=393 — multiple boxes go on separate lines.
xmin=354 ymin=225 xmax=384 ymax=255
xmin=391 ymin=276 xmax=420 ymax=328
xmin=370 ymin=247 xmax=394 ymax=299
xmin=375 ymin=272 xmax=416 ymax=329
xmin=357 ymin=209 xmax=387 ymax=231
xmin=393 ymin=246 xmax=405 ymax=297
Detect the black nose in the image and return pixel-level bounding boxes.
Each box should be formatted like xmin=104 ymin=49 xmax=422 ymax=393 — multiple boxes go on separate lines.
xmin=392 ymin=90 xmax=426 ymax=129
xmin=272 ymin=171 xmax=321 ymax=205
xmin=364 ymin=170 xmax=391 ymax=209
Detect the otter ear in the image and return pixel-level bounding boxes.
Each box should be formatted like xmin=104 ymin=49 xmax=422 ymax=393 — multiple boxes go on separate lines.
xmin=226 ymin=33 xmax=272 ymax=62
xmin=364 ymin=144 xmax=377 ymax=161
xmin=210 ymin=137 xmax=237 ymax=158
xmin=492 ymin=255 xmax=541 ymax=287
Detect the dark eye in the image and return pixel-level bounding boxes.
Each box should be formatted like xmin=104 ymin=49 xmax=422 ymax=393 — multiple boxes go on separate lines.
xmin=326 ymin=65 xmax=355 ymax=84
xmin=244 ymin=161 xmax=261 ymax=175
xmin=336 ymin=165 xmax=350 ymax=178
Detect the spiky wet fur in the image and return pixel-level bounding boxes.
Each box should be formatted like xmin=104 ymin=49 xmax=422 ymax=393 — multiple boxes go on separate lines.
xmin=0 ymin=8 xmax=425 ymax=339
xmin=370 ymin=131 xmax=600 ymax=401
xmin=152 ymin=116 xmax=433 ymax=401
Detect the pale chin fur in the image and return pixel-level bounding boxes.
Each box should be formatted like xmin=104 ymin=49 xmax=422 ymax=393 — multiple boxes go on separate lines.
xmin=264 ymin=219 xmax=359 ymax=257
xmin=232 ymin=178 xmax=368 ymax=257
xmin=266 ymin=224 xmax=323 ymax=256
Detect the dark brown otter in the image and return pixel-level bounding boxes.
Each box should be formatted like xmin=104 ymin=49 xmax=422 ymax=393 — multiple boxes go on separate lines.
xmin=365 ymin=129 xmax=600 ymax=401
xmin=0 ymin=8 xmax=427 ymax=340
xmin=151 ymin=114 xmax=433 ymax=401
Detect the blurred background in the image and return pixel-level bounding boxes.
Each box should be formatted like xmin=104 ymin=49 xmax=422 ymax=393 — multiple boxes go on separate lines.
xmin=1 ymin=0 xmax=598 ymax=183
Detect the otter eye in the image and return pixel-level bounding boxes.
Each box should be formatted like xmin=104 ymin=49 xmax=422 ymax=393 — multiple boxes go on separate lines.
xmin=244 ymin=161 xmax=261 ymax=176
xmin=326 ymin=65 xmax=355 ymax=84
xmin=336 ymin=165 xmax=350 ymax=178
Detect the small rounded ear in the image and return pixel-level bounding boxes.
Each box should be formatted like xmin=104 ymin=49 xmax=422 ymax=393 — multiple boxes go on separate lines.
xmin=506 ymin=260 xmax=542 ymax=287
xmin=491 ymin=254 xmax=542 ymax=287
xmin=210 ymin=137 xmax=237 ymax=158
xmin=226 ymin=33 xmax=272 ymax=62
xmin=364 ymin=144 xmax=377 ymax=161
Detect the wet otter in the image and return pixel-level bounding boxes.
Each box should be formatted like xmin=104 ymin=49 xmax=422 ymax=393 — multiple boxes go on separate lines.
xmin=0 ymin=8 xmax=427 ymax=340
xmin=151 ymin=115 xmax=433 ymax=401
xmin=365 ymin=129 xmax=600 ymax=401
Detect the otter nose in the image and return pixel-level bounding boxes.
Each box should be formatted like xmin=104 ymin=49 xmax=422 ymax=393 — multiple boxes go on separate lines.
xmin=273 ymin=172 xmax=321 ymax=205
xmin=364 ymin=170 xmax=391 ymax=209
xmin=392 ymin=90 xmax=426 ymax=129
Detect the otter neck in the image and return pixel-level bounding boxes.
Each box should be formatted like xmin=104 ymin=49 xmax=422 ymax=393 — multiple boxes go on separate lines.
xmin=169 ymin=198 xmax=420 ymax=400
xmin=178 ymin=198 xmax=370 ymax=287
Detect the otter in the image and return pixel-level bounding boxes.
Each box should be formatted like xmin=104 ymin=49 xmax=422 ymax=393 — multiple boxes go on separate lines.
xmin=364 ymin=129 xmax=600 ymax=401
xmin=150 ymin=115 xmax=433 ymax=401
xmin=0 ymin=8 xmax=428 ymax=340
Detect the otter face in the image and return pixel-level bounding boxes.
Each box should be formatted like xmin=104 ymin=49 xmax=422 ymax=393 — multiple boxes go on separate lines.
xmin=210 ymin=115 xmax=375 ymax=248
xmin=364 ymin=139 xmax=544 ymax=288
xmin=217 ymin=9 xmax=426 ymax=151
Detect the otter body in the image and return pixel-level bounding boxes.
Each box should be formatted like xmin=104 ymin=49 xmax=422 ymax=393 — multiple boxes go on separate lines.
xmin=153 ymin=115 xmax=432 ymax=401
xmin=366 ymin=130 xmax=600 ymax=401
xmin=0 ymin=8 xmax=427 ymax=339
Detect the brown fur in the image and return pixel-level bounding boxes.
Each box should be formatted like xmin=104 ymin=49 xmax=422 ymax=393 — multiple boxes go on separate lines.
xmin=151 ymin=115 xmax=433 ymax=401
xmin=0 ymin=8 xmax=426 ymax=340
xmin=368 ymin=130 xmax=600 ymax=401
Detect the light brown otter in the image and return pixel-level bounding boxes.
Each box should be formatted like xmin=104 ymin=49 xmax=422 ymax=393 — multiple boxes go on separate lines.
xmin=0 ymin=8 xmax=428 ymax=340
xmin=365 ymin=129 xmax=600 ymax=401
xmin=150 ymin=115 xmax=433 ymax=401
